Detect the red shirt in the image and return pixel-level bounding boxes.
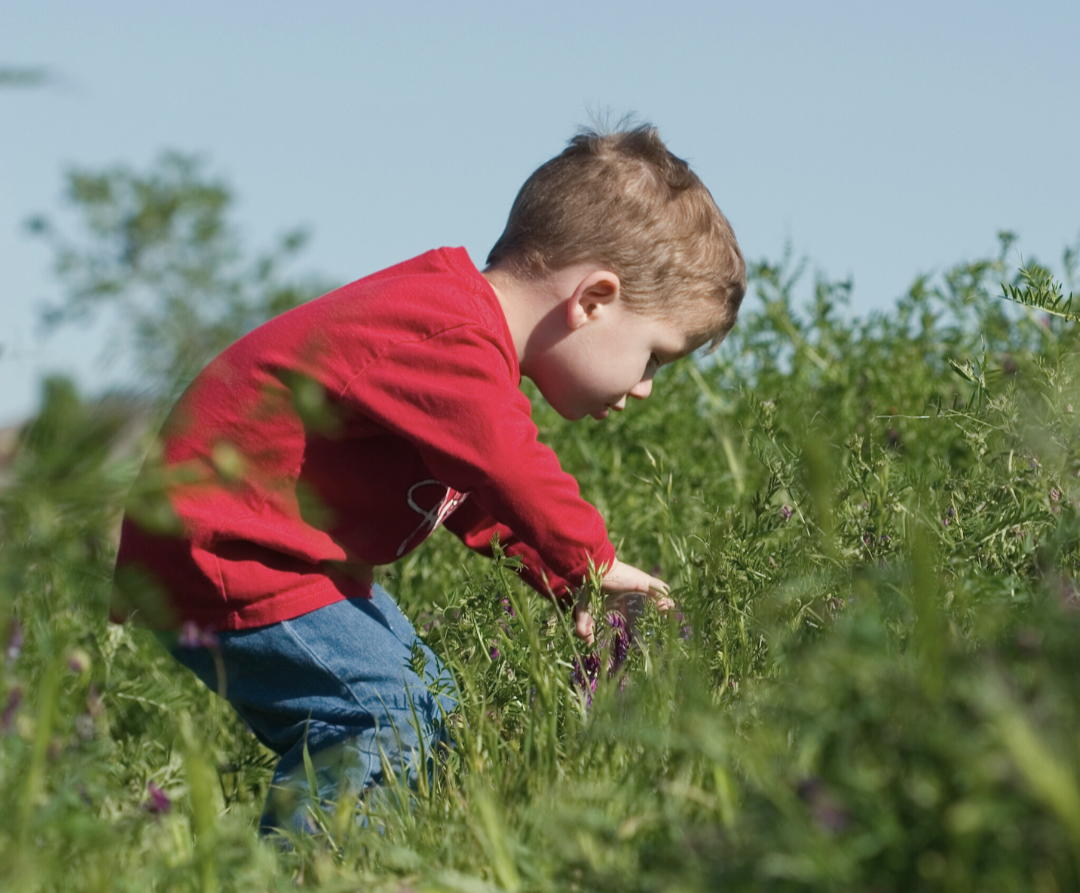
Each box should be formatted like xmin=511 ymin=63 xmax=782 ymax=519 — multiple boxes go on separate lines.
xmin=113 ymin=248 xmax=616 ymax=631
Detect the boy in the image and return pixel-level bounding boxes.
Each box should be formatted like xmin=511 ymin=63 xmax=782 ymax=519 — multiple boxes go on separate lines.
xmin=112 ymin=124 xmax=746 ymax=833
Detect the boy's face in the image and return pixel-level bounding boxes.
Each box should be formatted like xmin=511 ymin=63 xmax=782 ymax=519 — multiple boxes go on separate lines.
xmin=531 ymin=286 xmax=702 ymax=422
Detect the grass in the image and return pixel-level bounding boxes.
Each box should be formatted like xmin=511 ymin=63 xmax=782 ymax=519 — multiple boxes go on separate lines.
xmin=2 ymin=239 xmax=1080 ymax=891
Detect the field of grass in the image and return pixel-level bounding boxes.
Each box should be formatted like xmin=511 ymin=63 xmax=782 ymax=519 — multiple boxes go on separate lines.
xmin=2 ymin=225 xmax=1080 ymax=891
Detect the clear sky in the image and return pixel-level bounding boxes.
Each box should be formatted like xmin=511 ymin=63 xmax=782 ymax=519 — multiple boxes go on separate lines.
xmin=2 ymin=0 xmax=1078 ymax=426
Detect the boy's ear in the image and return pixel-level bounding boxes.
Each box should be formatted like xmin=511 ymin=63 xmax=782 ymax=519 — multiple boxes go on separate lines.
xmin=566 ymin=270 xmax=621 ymax=330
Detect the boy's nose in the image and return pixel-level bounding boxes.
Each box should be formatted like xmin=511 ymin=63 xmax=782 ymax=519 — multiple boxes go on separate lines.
xmin=629 ymin=378 xmax=653 ymax=400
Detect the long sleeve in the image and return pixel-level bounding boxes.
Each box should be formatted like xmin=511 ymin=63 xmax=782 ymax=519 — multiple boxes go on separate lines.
xmin=442 ymin=499 xmax=579 ymax=602
xmin=337 ymin=322 xmax=616 ymax=590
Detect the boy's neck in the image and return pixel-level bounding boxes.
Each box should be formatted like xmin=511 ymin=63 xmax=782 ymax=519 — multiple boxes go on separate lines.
xmin=483 ymin=264 xmax=562 ymax=368
xmin=483 ymin=262 xmax=608 ymax=375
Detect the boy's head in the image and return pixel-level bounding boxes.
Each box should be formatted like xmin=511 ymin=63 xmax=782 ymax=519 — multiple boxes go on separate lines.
xmin=487 ymin=124 xmax=746 ymax=350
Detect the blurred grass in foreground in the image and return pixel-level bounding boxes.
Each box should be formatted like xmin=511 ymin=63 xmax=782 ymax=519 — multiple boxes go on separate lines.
xmin=3 ymin=201 xmax=1080 ymax=889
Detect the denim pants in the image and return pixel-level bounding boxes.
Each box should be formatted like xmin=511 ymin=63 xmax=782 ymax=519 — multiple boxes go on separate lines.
xmin=160 ymin=584 xmax=458 ymax=833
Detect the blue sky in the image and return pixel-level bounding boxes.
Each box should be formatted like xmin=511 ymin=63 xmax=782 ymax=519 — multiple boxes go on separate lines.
xmin=2 ymin=0 xmax=1078 ymax=425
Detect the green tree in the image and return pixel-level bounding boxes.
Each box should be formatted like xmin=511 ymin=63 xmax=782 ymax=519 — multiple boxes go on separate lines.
xmin=27 ymin=153 xmax=333 ymax=401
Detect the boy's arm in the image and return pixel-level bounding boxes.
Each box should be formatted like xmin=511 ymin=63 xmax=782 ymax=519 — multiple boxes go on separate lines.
xmin=343 ymin=323 xmax=616 ymax=590
xmin=444 ymin=500 xmax=671 ymax=644
xmin=442 ymin=499 xmax=575 ymax=599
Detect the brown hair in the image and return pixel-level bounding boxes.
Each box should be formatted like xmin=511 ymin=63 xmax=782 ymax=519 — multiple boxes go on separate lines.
xmin=487 ymin=124 xmax=746 ymax=349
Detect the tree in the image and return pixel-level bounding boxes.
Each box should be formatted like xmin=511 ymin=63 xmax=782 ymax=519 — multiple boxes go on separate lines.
xmin=27 ymin=153 xmax=332 ymax=401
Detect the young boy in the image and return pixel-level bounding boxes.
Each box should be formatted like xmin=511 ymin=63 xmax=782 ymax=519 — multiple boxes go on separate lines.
xmin=112 ymin=124 xmax=745 ymax=832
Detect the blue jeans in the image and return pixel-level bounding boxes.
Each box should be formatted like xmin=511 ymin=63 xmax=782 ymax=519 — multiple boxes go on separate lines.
xmin=160 ymin=585 xmax=457 ymax=833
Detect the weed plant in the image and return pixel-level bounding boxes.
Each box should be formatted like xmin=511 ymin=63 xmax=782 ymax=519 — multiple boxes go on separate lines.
xmin=2 ymin=230 xmax=1080 ymax=891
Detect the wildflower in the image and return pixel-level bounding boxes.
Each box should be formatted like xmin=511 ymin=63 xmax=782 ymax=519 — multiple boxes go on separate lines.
xmin=572 ymin=612 xmax=636 ymax=705
xmin=780 ymin=505 xmax=793 ymax=522
xmin=178 ymin=621 xmax=219 ymax=650
xmin=571 ymin=652 xmax=602 ymax=706
xmin=68 ymin=648 xmax=91 ymax=675
xmin=609 ymin=613 xmax=629 ymax=671
xmin=1 ymin=687 xmax=22 ymax=734
xmin=880 ymin=534 xmax=890 ymax=545
xmin=1050 ymin=487 xmax=1061 ymax=502
xmin=863 ymin=532 xmax=874 ymax=547
xmin=501 ymin=598 xmax=515 ymax=618
xmin=74 ymin=713 xmax=95 ymax=742
xmin=489 ymin=645 xmax=500 ymax=662
xmin=677 ymin=611 xmax=692 ymax=641
xmin=5 ymin=618 xmax=22 ymax=665
xmin=145 ymin=782 xmax=171 ymax=815
xmin=796 ymin=777 xmax=851 ymax=834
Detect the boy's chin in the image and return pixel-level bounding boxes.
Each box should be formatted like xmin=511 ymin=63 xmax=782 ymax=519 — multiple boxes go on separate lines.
xmin=543 ymin=398 xmax=594 ymax=422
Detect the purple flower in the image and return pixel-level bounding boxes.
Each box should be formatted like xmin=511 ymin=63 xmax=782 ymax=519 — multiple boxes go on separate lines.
xmin=1050 ymin=487 xmax=1061 ymax=503
xmin=609 ymin=615 xmax=629 ymax=671
xmin=572 ymin=611 xmax=638 ymax=705
xmin=145 ymin=782 xmax=171 ymax=815
xmin=501 ymin=598 xmax=516 ymax=618
xmin=880 ymin=534 xmax=890 ymax=545
xmin=796 ymin=776 xmax=851 ymax=834
xmin=68 ymin=648 xmax=90 ymax=674
xmin=489 ymin=645 xmax=500 ymax=661
xmin=5 ymin=618 xmax=22 ymax=665
xmin=571 ymin=652 xmax=602 ymax=706
xmin=1 ymin=687 xmax=22 ymax=734
xmin=863 ymin=532 xmax=874 ymax=547
xmin=178 ymin=621 xmax=219 ymax=650
xmin=677 ymin=611 xmax=692 ymax=641
xmin=780 ymin=505 xmax=793 ymax=522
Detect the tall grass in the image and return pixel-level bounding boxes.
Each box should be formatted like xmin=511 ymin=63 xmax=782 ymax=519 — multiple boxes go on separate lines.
xmin=2 ymin=238 xmax=1079 ymax=891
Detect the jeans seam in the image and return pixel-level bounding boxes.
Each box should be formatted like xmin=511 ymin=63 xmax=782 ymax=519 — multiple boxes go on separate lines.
xmin=277 ymin=617 xmax=369 ymax=712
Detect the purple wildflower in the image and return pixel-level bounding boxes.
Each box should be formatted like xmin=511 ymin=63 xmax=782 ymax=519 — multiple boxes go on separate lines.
xmin=68 ymin=648 xmax=90 ymax=674
xmin=572 ymin=611 xmax=638 ymax=705
xmin=880 ymin=534 xmax=890 ymax=545
xmin=178 ymin=621 xmax=219 ymax=650
xmin=677 ymin=611 xmax=692 ymax=641
xmin=571 ymin=652 xmax=602 ymax=706
xmin=5 ymin=618 xmax=22 ymax=665
xmin=796 ymin=777 xmax=851 ymax=834
xmin=780 ymin=505 xmax=793 ymax=522
xmin=1050 ymin=487 xmax=1061 ymax=503
xmin=489 ymin=645 xmax=500 ymax=661
xmin=501 ymin=598 xmax=516 ymax=618
xmin=145 ymin=782 xmax=171 ymax=815
xmin=2 ymin=686 xmax=22 ymax=734
xmin=609 ymin=613 xmax=629 ymax=671
xmin=863 ymin=532 xmax=874 ymax=547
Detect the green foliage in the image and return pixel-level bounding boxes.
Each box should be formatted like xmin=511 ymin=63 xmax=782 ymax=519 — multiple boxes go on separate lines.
xmin=5 ymin=161 xmax=1080 ymax=889
xmin=27 ymin=153 xmax=333 ymax=400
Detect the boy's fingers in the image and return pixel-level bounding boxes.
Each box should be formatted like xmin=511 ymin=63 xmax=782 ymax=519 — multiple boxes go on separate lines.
xmin=574 ymin=607 xmax=595 ymax=645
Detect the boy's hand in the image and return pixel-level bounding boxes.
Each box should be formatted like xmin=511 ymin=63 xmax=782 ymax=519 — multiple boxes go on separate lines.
xmin=573 ymin=558 xmax=672 ymax=644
